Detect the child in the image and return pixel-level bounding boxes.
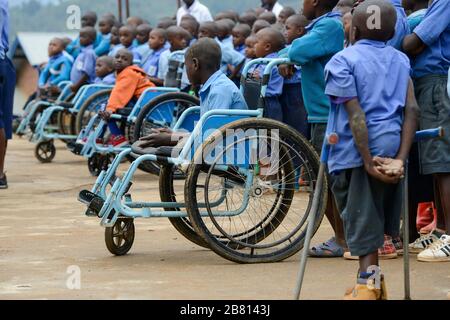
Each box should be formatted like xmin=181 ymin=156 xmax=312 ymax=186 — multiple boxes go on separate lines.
xmin=216 ymin=19 xmax=235 ymax=49
xmin=239 ymin=12 xmax=257 ymax=28
xmin=258 ymin=11 xmax=277 ymax=25
xmin=279 ymin=15 xmax=310 ymax=138
xmin=278 ymin=6 xmax=296 ymax=26
xmin=141 ymin=28 xmax=168 ymax=84
xmin=281 ymin=0 xmax=345 ymax=258
xmin=70 ymin=27 xmax=97 ymax=93
xmin=110 ymin=24 xmax=121 ymax=50
xmin=249 ymin=28 xmax=285 ymax=121
xmin=324 ymin=0 xmax=418 ymax=298
xmin=94 ymin=56 xmax=116 ymax=85
xmin=157 ymin=26 xmax=191 ymax=89
xmin=343 ymin=11 xmax=352 ymax=47
xmin=232 ymin=24 xmax=252 ymax=55
xmin=402 ymin=0 xmax=429 ymax=31
xmin=387 ymin=0 xmax=411 ymax=50
xmin=96 ymin=15 xmax=115 ymax=57
xmin=135 ymin=24 xmax=152 ymax=58
xmin=252 ymin=19 xmax=271 ymax=34
xmin=134 ymin=38 xmax=248 ymax=151
xmin=109 ymin=25 xmax=141 ymax=65
xmin=38 ymin=38 xmax=73 ymax=91
xmin=126 ymin=16 xmax=144 ymax=28
xmin=244 ymin=35 xmax=257 ymax=61
xmin=180 ymin=16 xmax=200 ymax=45
xmin=98 ymin=49 xmax=155 ymax=147
xmin=66 ymin=11 xmax=102 ymax=59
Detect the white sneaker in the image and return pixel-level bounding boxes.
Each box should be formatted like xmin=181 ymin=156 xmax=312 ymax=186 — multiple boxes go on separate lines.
xmin=408 ymin=230 xmax=442 ymax=254
xmin=417 ymin=235 xmax=450 ymax=262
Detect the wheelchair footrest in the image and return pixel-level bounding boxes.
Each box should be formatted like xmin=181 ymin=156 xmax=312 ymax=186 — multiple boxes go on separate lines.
xmin=68 ymin=142 xmax=84 ymax=155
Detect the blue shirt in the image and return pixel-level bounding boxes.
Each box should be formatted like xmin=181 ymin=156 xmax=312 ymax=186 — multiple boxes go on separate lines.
xmin=0 ymin=0 xmax=9 ymax=60
xmin=39 ymin=53 xmax=73 ymax=86
xmin=136 ymin=43 xmax=151 ymax=60
xmin=235 ymin=44 xmax=246 ymax=56
xmin=285 ymin=11 xmax=344 ymax=123
xmin=324 ymin=40 xmax=411 ymax=174
xmin=199 ymin=70 xmax=248 ymax=116
xmin=141 ymin=47 xmax=168 ymax=77
xmin=108 ymin=44 xmax=142 ymax=65
xmin=407 ymin=9 xmax=427 ymax=31
xmin=248 ymin=53 xmax=284 ymax=97
xmin=67 ymin=32 xmax=102 ymax=59
xmin=412 ymin=0 xmax=450 ymax=78
xmin=217 ymin=38 xmax=246 ymax=73
xmin=387 ymin=0 xmax=411 ymax=50
xmin=94 ymin=73 xmax=116 ymax=85
xmin=95 ymin=33 xmax=111 ymax=57
xmin=70 ymin=45 xmax=97 ymax=84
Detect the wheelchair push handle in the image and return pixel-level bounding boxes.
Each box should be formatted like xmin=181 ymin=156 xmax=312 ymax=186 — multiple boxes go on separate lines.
xmin=415 ymin=127 xmax=444 ymax=142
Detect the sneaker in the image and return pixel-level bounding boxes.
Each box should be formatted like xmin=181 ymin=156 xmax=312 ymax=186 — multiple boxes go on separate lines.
xmin=109 ymin=135 xmax=129 ymax=148
xmin=344 ymin=275 xmax=388 ymax=300
xmin=392 ymin=236 xmax=403 ymax=255
xmin=417 ymin=235 xmax=450 ymax=262
xmin=0 ymin=174 xmax=7 ymax=189
xmin=409 ymin=229 xmax=442 ymax=254
xmin=344 ymin=235 xmax=398 ymax=260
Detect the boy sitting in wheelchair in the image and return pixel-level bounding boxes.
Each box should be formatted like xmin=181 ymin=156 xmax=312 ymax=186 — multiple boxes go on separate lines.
xmin=132 ymin=38 xmax=247 ymax=155
xmin=97 ymin=49 xmax=156 ymax=147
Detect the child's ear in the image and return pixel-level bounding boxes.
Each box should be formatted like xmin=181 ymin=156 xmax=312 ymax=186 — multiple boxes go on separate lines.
xmin=193 ymin=58 xmax=200 ymax=70
xmin=312 ymin=0 xmax=320 ymax=8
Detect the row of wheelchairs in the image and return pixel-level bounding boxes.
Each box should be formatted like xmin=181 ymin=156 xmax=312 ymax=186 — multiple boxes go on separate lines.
xmin=17 ymin=57 xmax=328 ymax=264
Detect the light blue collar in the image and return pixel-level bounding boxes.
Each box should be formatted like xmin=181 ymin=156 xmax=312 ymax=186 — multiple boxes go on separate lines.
xmin=354 ymin=39 xmax=387 ymax=48
xmin=199 ymin=70 xmax=223 ymax=95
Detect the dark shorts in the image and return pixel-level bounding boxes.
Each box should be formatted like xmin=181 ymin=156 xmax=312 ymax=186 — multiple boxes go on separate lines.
xmin=330 ymin=167 xmax=403 ymax=257
xmin=279 ymin=83 xmax=310 ymax=138
xmin=310 ymin=123 xmax=327 ymax=155
xmin=264 ymin=96 xmax=283 ymax=122
xmin=0 ymin=58 xmax=16 ymax=140
xmin=415 ymin=75 xmax=450 ymax=175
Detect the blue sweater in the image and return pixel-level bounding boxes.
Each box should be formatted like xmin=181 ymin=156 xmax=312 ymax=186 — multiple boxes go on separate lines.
xmin=38 ymin=53 xmax=73 ymax=86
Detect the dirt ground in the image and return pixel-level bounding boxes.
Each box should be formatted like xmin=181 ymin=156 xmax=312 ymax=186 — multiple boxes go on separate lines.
xmin=0 ymin=138 xmax=449 ymax=300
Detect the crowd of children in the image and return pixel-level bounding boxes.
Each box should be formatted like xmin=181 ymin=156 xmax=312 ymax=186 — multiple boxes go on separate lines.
xmin=33 ymin=0 xmax=450 ymax=300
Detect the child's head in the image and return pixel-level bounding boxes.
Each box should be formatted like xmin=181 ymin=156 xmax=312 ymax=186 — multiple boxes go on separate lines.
xmin=239 ymin=12 xmax=257 ymax=28
xmin=185 ymin=38 xmax=222 ymax=86
xmin=198 ymin=21 xmax=218 ymax=39
xmin=245 ymin=35 xmax=257 ymax=59
xmin=285 ymin=14 xmax=310 ymax=44
xmin=48 ymin=38 xmax=65 ymax=57
xmin=278 ymin=7 xmax=296 ymax=25
xmin=303 ymin=0 xmax=340 ymax=20
xmin=258 ymin=11 xmax=277 ymax=25
xmin=136 ymin=24 xmax=152 ymax=45
xmin=81 ymin=11 xmax=97 ymax=28
xmin=216 ymin=19 xmax=235 ymax=40
xmin=149 ymin=28 xmax=167 ymax=50
xmin=252 ymin=19 xmax=271 ymax=34
xmin=119 ymin=25 xmax=136 ymax=48
xmin=157 ymin=17 xmax=177 ymax=29
xmin=126 ymin=16 xmax=144 ymax=28
xmin=232 ymin=24 xmax=252 ymax=48
xmin=113 ymin=49 xmax=134 ymax=73
xmin=79 ymin=27 xmax=97 ymax=47
xmin=254 ymin=27 xmax=286 ymax=58
xmin=110 ymin=23 xmax=122 ymax=45
xmin=95 ymin=56 xmax=115 ymax=78
xmin=180 ymin=16 xmax=200 ymax=39
xmin=167 ymin=26 xmax=189 ymax=51
xmin=343 ymin=11 xmax=352 ymax=41
xmin=61 ymin=37 xmax=72 ymax=49
xmin=335 ymin=0 xmax=356 ymax=14
xmin=98 ymin=15 xmax=115 ymax=35
xmin=350 ymin=0 xmax=396 ymax=44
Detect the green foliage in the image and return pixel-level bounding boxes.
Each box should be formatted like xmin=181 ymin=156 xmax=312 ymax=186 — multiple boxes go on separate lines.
xmin=10 ymin=0 xmax=303 ymax=37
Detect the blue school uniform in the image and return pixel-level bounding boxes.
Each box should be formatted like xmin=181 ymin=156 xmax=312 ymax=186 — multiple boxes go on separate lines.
xmin=412 ymin=0 xmax=450 ymax=79
xmin=38 ymin=53 xmax=73 ymax=86
xmin=217 ymin=38 xmax=246 ymax=74
xmin=284 ymin=11 xmax=344 ymax=124
xmin=108 ymin=44 xmax=142 ymax=65
xmin=70 ymin=45 xmax=96 ymax=84
xmin=94 ymin=73 xmax=116 ymax=85
xmin=407 ymin=8 xmax=427 ymax=31
xmin=324 ymin=39 xmax=411 ymax=174
xmin=199 ymin=70 xmax=248 ymax=116
xmin=66 ymin=32 xmax=102 ymax=59
xmin=95 ymin=33 xmax=111 ymax=57
xmin=247 ymin=52 xmax=284 ymax=121
xmin=221 ymin=36 xmax=233 ymax=49
xmin=235 ymin=44 xmax=246 ymax=56
xmin=387 ymin=0 xmax=410 ymax=50
xmin=141 ymin=47 xmax=167 ymax=77
xmin=136 ymin=43 xmax=151 ymax=60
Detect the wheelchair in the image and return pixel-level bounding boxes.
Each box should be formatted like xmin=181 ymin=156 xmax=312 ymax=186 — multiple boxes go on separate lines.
xmin=78 ymin=58 xmax=327 ymax=264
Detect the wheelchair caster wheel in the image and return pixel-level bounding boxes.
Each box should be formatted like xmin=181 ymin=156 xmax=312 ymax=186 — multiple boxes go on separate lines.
xmin=88 ymin=153 xmax=113 ymax=177
xmin=105 ymin=218 xmax=135 ymax=256
xmin=35 ymin=140 xmax=56 ymax=163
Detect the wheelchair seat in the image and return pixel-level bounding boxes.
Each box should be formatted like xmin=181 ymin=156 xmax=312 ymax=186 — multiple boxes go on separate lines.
xmin=116 ymin=107 xmax=134 ymax=116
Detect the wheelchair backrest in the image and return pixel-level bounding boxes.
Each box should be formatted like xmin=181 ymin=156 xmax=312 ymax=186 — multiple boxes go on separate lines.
xmin=241 ymin=78 xmax=265 ymax=110
xmin=72 ymin=84 xmax=114 ymax=110
xmin=128 ymin=87 xmax=180 ymax=120
xmin=164 ymin=51 xmax=186 ymax=89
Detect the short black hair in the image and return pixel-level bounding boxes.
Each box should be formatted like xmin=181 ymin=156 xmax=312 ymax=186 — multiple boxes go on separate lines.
xmin=256 ymin=27 xmax=286 ymax=51
xmin=286 ymin=14 xmax=310 ymax=28
xmin=97 ymin=55 xmax=114 ymax=69
xmin=353 ymin=0 xmax=397 ymax=42
xmin=167 ymin=26 xmax=190 ymax=40
xmin=81 ymin=26 xmax=97 ymax=41
xmin=233 ymin=24 xmax=252 ymax=38
xmin=200 ymin=21 xmax=218 ymax=37
xmin=157 ymin=17 xmax=177 ymax=29
xmin=252 ymin=19 xmax=271 ymax=34
xmin=186 ymin=38 xmax=222 ymax=71
xmin=259 ymin=11 xmax=277 ymax=24
xmin=151 ymin=28 xmax=168 ymax=41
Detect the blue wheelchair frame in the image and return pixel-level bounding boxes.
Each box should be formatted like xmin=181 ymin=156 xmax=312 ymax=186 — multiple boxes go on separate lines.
xmin=82 ymin=58 xmax=293 ymax=227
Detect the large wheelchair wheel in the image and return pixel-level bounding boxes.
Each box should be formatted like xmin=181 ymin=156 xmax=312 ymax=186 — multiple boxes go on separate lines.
xmin=185 ymin=118 xmax=327 ymax=264
xmin=133 ymin=92 xmax=200 ymax=175
xmin=75 ymin=89 xmax=112 ymax=133
xmin=57 ymin=109 xmax=76 ymax=139
xmin=159 ymin=165 xmax=209 ymax=248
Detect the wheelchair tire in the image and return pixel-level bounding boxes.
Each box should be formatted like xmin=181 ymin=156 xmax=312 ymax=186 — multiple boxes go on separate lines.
xmin=105 ymin=218 xmax=135 ymax=256
xmin=75 ymin=89 xmax=112 ymax=134
xmin=133 ymin=92 xmax=199 ymax=175
xmin=88 ymin=153 xmax=115 ymax=177
xmin=57 ymin=109 xmax=77 ymax=141
xmin=185 ymin=118 xmax=327 ymax=264
xmin=159 ymin=165 xmax=209 ymax=249
xmin=35 ymin=140 xmax=56 ymax=163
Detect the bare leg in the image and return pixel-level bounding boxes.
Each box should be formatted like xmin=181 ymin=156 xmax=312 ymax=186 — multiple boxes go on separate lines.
xmin=325 ymin=194 xmax=347 ymax=248
xmin=434 ymin=173 xmax=450 ymax=234
xmin=0 ymin=128 xmax=6 ymax=177
xmin=359 ymin=252 xmax=379 ymax=273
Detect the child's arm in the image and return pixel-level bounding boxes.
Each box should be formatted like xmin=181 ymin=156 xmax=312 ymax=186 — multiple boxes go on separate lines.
xmin=50 ymin=60 xmax=72 ymax=86
xmin=70 ymin=73 xmax=89 ymax=92
xmin=148 ymin=76 xmax=164 ymax=87
xmin=344 ymin=98 xmax=399 ymax=184
xmin=105 ymin=70 xmax=140 ymax=113
xmin=38 ymin=64 xmax=50 ymax=87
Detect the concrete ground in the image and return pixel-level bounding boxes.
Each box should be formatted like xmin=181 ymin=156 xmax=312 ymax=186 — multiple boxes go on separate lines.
xmin=0 ymin=138 xmax=449 ymax=300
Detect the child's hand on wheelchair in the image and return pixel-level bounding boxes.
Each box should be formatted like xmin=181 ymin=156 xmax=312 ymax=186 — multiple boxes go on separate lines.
xmin=98 ymin=110 xmax=112 ymax=121
xmin=138 ymin=128 xmax=176 ymax=148
xmin=373 ymin=157 xmax=405 ymax=179
xmin=278 ymin=64 xmax=295 ymax=78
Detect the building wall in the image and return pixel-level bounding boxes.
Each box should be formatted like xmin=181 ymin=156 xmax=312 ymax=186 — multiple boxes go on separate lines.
xmin=13 ymin=59 xmax=38 ymax=115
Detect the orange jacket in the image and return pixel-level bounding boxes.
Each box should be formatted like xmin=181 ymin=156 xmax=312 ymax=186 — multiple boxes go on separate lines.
xmin=106 ymin=65 xmax=156 ymax=112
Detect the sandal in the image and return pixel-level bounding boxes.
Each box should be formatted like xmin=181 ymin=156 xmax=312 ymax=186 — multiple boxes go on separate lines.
xmin=309 ymin=237 xmax=345 ymax=258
